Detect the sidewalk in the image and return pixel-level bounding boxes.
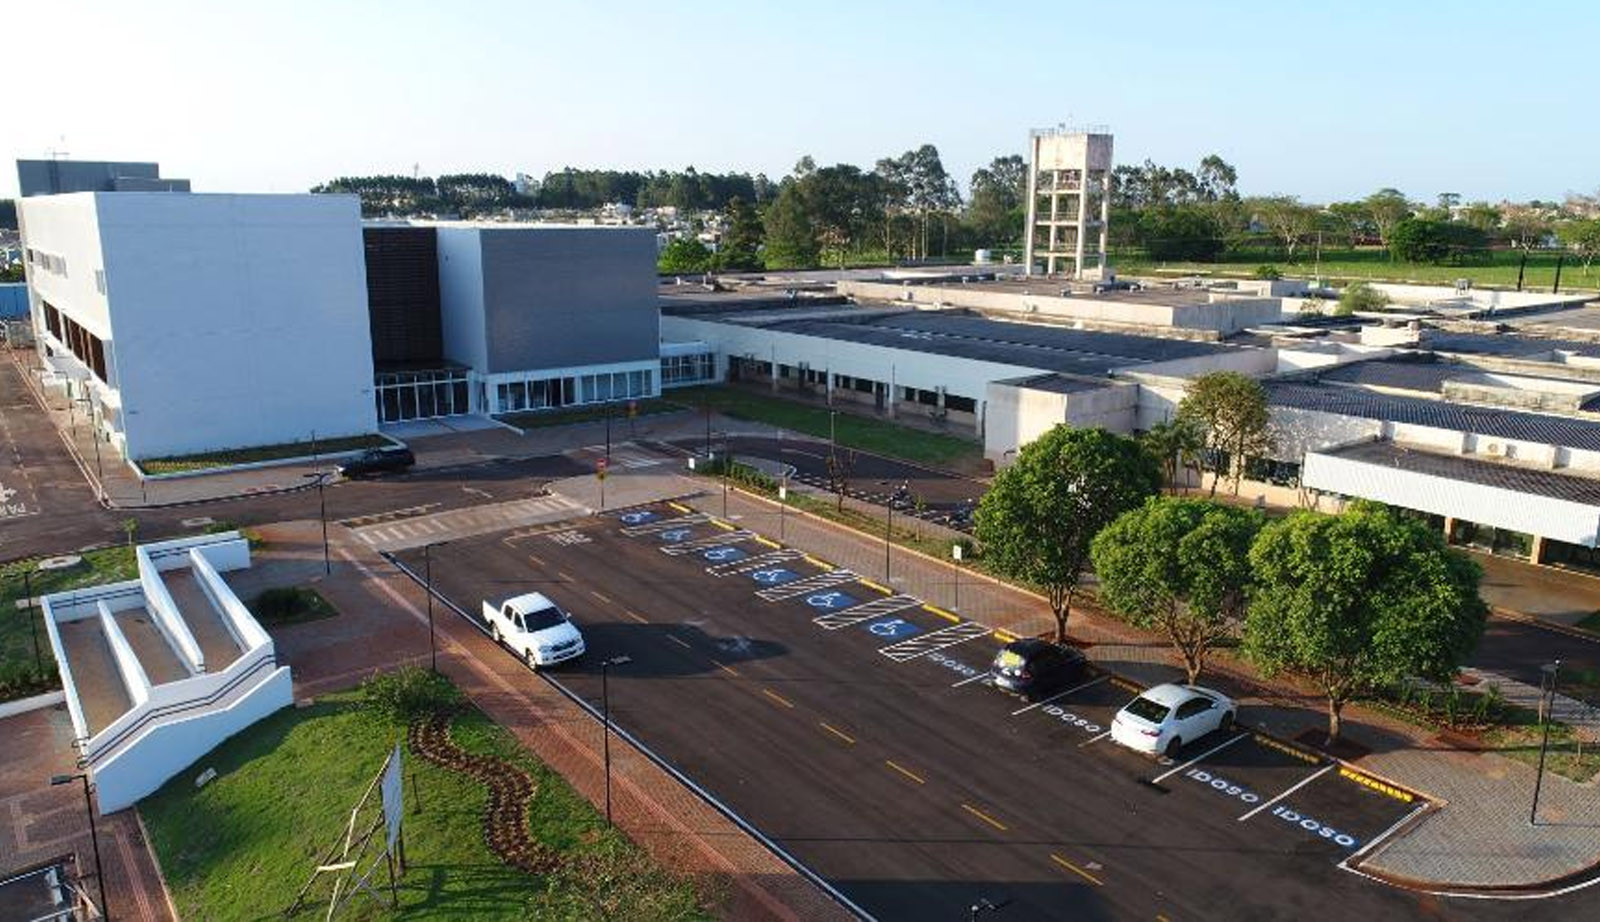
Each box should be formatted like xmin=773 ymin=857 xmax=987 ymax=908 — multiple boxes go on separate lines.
xmin=251 ymin=518 xmax=851 ymax=922
xmin=672 ymin=474 xmax=1600 ymax=892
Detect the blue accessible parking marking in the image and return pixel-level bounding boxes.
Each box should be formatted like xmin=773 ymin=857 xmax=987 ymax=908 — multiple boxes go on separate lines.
xmin=701 ymin=546 xmax=748 ymax=563
xmin=749 ymin=568 xmax=801 ymax=586
xmin=618 ymin=510 xmax=658 ymax=525
xmin=863 ymin=617 xmax=921 ymax=639
xmin=803 ymin=590 xmax=860 ymax=611
xmin=658 ymin=528 xmax=693 ymax=543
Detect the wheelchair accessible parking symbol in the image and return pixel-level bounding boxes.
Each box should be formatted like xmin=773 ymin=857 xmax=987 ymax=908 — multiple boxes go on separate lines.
xmin=619 ymin=511 xmax=657 ymax=524
xmin=863 ymin=617 xmax=920 ymax=639
xmin=750 ymin=568 xmax=800 ymax=585
xmin=659 ymin=528 xmax=692 ymax=543
xmin=701 ymin=546 xmax=748 ymax=562
xmin=804 ymin=591 xmax=859 ymax=611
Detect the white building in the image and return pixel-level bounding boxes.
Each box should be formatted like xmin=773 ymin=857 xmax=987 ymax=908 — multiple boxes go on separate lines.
xmin=19 ymin=192 xmax=378 ymax=460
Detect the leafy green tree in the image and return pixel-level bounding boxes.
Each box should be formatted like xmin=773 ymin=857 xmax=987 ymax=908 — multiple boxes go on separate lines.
xmin=1092 ymin=497 xmax=1263 ymax=682
xmin=967 ymin=154 xmax=1027 ymax=247
xmin=1244 ymin=502 xmax=1487 ymax=741
xmin=1336 ymin=282 xmax=1389 ymax=315
xmin=1559 ymin=218 xmax=1600 ymax=275
xmin=1325 ymin=201 xmax=1374 ymax=247
xmin=975 ymin=427 xmax=1160 ymax=641
xmin=657 ymin=237 xmax=713 ymax=274
xmin=1138 ymin=206 xmax=1225 ymax=261
xmin=761 ymin=183 xmax=819 ymax=269
xmin=1249 ymin=196 xmax=1320 ymax=259
xmin=0 ymin=264 xmax=22 ymax=283
xmin=1388 ymin=218 xmax=1488 ymax=264
xmin=1196 ymin=155 xmax=1240 ymax=202
xmin=1363 ymin=188 xmax=1413 ymax=247
xmin=1461 ymin=202 xmax=1502 ymax=233
xmin=716 ymin=197 xmax=764 ymax=271
xmin=1499 ymin=204 xmax=1551 ymax=250
xmin=1177 ymin=372 xmax=1273 ymax=497
xmin=1140 ymin=416 xmax=1206 ymax=489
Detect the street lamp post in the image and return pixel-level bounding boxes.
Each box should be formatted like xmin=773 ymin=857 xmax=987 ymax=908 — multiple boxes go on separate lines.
xmin=422 ymin=542 xmax=443 ymax=673
xmin=51 ymin=773 xmax=108 ymax=921
xmin=82 ymin=394 xmax=106 ymax=502
xmin=884 ymin=498 xmax=893 ymax=582
xmin=600 ymin=655 xmax=633 ymax=825
xmin=303 ymin=471 xmax=331 ymax=575
xmin=1530 ymin=659 xmax=1562 ymax=824
xmin=605 ymin=404 xmax=612 ymax=464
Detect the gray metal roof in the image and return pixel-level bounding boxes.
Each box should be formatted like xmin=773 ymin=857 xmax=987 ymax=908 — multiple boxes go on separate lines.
xmin=1420 ymin=330 xmax=1600 ymax=359
xmin=1315 ymin=440 xmax=1600 ymax=506
xmin=1267 ymin=381 xmax=1600 ymax=452
xmin=1318 ymin=357 xmax=1457 ymax=393
xmin=995 ymin=373 xmax=1113 ymax=395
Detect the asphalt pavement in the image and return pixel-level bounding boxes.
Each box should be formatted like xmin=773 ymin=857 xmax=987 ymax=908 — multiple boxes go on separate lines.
xmin=396 ymin=505 xmax=1583 ymax=921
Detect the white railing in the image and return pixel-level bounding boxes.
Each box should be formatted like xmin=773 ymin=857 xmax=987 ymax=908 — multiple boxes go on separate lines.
xmin=137 ymin=545 xmax=204 ymax=673
xmin=189 ymin=542 xmax=268 ymax=651
xmin=96 ymin=601 xmax=151 ymax=708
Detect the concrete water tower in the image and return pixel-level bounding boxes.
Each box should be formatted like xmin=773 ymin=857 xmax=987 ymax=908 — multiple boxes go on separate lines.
xmin=1023 ymin=127 xmax=1113 ymax=279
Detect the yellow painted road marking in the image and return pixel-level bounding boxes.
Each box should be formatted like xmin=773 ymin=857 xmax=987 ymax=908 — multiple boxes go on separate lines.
xmin=762 ymin=688 xmax=795 ymax=709
xmin=526 ymin=553 xmax=546 ymax=567
xmin=667 ymin=635 xmax=692 ymax=649
xmin=1050 ymin=853 xmax=1103 ymax=886
xmin=923 ymin=604 xmax=960 ymax=623
xmin=819 ymin=722 xmax=856 ymax=744
xmin=555 ymin=570 xmax=575 ymax=582
xmin=1109 ymin=676 xmax=1143 ymax=693
xmin=625 ymin=609 xmax=649 ymax=624
xmin=804 ymin=555 xmax=835 ymax=570
xmin=711 ymin=519 xmax=735 ymax=531
xmin=993 ymin=629 xmax=1018 ymax=643
xmin=713 ymin=660 xmax=741 ymax=678
xmin=1156 ymin=915 xmax=1172 ymax=922
xmin=858 ymin=579 xmax=892 ymax=595
xmin=961 ymin=803 xmax=1008 ymax=832
xmin=885 ymin=760 xmax=925 ymax=785
xmin=1338 ymin=766 xmax=1416 ymax=803
xmin=754 ymin=536 xmax=781 ymax=548
xmin=590 ymin=590 xmax=612 ymax=604
xmin=1253 ymin=732 xmax=1320 ymax=765
xmin=668 ymin=501 xmax=691 ymax=513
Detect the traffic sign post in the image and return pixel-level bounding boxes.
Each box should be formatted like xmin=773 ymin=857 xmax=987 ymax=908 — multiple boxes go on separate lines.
xmin=778 ymin=481 xmax=788 ymax=540
xmin=952 ymin=543 xmax=964 ymax=610
xmin=596 ymin=458 xmax=608 ymax=510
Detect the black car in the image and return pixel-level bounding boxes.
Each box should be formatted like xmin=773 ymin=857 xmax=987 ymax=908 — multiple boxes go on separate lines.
xmin=336 ymin=446 xmax=416 ymax=478
xmin=991 ymin=639 xmax=1089 ymax=701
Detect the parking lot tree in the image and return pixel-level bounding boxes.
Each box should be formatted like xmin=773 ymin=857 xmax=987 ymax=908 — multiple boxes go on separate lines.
xmin=1176 ymin=371 xmax=1272 ymax=497
xmin=1092 ymin=497 xmax=1263 ymax=683
xmin=824 ymin=448 xmax=858 ymax=513
xmin=1243 ymin=502 xmax=1487 ymax=742
xmin=716 ymin=196 xmax=764 ymax=271
xmin=656 ymin=237 xmax=713 ymax=274
xmin=762 ymin=182 xmax=819 ymax=269
xmin=975 ymin=426 xmax=1161 ymax=642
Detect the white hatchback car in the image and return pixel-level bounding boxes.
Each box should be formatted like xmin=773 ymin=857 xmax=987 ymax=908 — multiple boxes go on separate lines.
xmin=1111 ymin=683 xmax=1236 ymax=758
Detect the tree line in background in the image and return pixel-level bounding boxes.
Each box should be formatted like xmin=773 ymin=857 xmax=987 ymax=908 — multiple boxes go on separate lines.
xmin=974 ymin=371 xmax=1487 ymax=742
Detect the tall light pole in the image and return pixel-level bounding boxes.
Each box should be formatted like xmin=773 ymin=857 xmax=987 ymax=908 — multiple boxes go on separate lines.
xmin=604 ymin=403 xmax=612 ymax=464
xmin=52 ymin=772 xmax=107 ymax=920
xmin=1530 ymin=659 xmax=1562 ymax=825
xmin=303 ymin=471 xmax=331 ymax=575
xmin=600 ymin=655 xmax=633 ymax=825
xmin=422 ymin=542 xmax=445 ymax=673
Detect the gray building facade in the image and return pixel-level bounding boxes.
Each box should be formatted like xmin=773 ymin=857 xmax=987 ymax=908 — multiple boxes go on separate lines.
xmin=17 ymin=160 xmax=191 ymax=197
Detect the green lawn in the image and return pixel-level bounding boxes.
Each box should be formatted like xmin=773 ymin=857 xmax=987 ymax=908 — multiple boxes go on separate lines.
xmin=671 ymin=385 xmax=983 ymax=472
xmin=0 ymin=547 xmax=138 ymax=700
xmin=1114 ymin=246 xmax=1599 ymax=293
xmin=496 ymin=398 xmax=685 ymax=432
xmin=140 ymin=434 xmax=392 ymax=475
xmin=141 ymin=691 xmax=709 ymax=921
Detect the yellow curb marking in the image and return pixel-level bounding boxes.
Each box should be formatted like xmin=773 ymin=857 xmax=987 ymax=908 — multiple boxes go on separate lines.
xmin=1050 ymin=853 xmax=1103 ymax=886
xmin=1338 ymin=766 xmax=1415 ymax=803
xmin=923 ymin=604 xmax=960 ymax=623
xmin=754 ymin=536 xmax=781 ymax=548
xmin=858 ymin=579 xmax=892 ymax=595
xmin=1253 ymin=733 xmax=1320 ymax=765
xmin=804 ymin=555 xmax=835 ymax=570
xmin=667 ymin=501 xmax=692 ymax=513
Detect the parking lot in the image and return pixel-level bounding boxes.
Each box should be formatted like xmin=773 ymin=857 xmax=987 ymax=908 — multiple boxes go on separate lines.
xmin=398 ymin=503 xmax=1544 ymax=921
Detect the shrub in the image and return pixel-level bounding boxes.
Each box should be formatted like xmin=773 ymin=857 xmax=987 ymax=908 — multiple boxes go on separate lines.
xmin=361 ymin=667 xmax=462 ymax=724
xmin=1253 ymin=265 xmax=1282 ymax=280
xmin=251 ymin=586 xmax=332 ymax=624
xmin=0 ymin=662 xmax=59 ymax=700
xmin=1336 ymin=282 xmax=1388 ymax=315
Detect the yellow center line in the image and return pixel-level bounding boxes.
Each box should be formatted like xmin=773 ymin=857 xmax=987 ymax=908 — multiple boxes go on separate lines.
xmin=761 ymin=688 xmax=795 ymax=709
xmin=885 ymin=760 xmax=925 ymax=785
xmin=625 ymin=609 xmax=649 ymax=624
xmin=819 ymin=722 xmax=856 ymax=744
xmin=667 ymin=635 xmax=692 ymax=649
xmin=713 ymin=660 xmax=741 ymax=677
xmin=1050 ymin=853 xmax=1103 ymax=886
xmin=961 ymin=803 xmax=1008 ymax=832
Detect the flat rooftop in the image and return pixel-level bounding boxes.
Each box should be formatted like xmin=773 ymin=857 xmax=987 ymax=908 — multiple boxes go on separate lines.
xmin=1419 ymin=330 xmax=1600 ymax=360
xmin=996 ymin=373 xmax=1114 ymax=395
xmin=1266 ymin=380 xmax=1600 ymax=452
xmin=1315 ymin=440 xmax=1600 ymax=506
xmin=904 ymin=276 xmax=1222 ymax=309
xmin=687 ymin=308 xmax=1240 ymax=377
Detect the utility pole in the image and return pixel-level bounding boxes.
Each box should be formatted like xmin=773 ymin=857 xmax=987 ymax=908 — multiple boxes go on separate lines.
xmin=1530 ymin=659 xmax=1562 ymax=824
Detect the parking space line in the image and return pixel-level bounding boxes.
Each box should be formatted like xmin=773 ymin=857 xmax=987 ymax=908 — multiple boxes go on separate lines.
xmin=1050 ymin=853 xmax=1103 ymax=886
xmin=961 ymin=803 xmax=1008 ymax=832
xmin=1080 ymin=729 xmax=1113 ymax=747
xmin=1011 ymin=675 xmax=1109 ymax=716
xmin=590 ymin=590 xmax=613 ymax=604
xmin=555 ymin=570 xmax=575 ymax=582
xmin=713 ymin=660 xmax=741 ymax=678
xmin=951 ymin=671 xmax=992 ymax=688
xmin=878 ymin=621 xmax=992 ymax=662
xmin=1151 ymin=733 xmax=1250 ymax=784
xmin=1340 ymin=802 xmax=1430 ymax=869
xmin=526 ymin=553 xmax=546 ymax=567
xmin=885 ymin=760 xmax=925 ymax=785
xmin=762 ymin=688 xmax=796 ymax=709
xmin=625 ymin=609 xmax=649 ymax=624
xmin=1238 ymin=763 xmax=1335 ymax=822
xmin=819 ymin=722 xmax=857 ymax=744
xmin=667 ymin=635 xmax=692 ymax=649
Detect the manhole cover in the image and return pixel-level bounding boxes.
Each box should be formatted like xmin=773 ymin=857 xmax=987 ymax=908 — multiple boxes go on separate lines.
xmin=37 ymin=555 xmax=84 ymax=571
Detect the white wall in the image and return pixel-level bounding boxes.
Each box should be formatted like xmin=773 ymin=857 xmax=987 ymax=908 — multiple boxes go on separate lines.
xmin=27 ymin=193 xmax=378 ymax=459
xmin=436 ymin=228 xmax=489 ymax=371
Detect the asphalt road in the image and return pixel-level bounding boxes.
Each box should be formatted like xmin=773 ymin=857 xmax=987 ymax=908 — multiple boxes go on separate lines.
xmin=397 ymin=507 xmax=1588 ymax=921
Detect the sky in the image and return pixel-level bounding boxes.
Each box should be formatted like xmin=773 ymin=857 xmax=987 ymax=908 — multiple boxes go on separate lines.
xmin=6 ymin=0 xmax=1596 ymax=204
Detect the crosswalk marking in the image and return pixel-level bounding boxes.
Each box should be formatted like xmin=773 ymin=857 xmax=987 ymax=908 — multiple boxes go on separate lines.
xmin=349 ymin=494 xmax=583 ymax=550
xmin=755 ymin=568 xmax=859 ymax=601
xmin=878 ymin=621 xmax=993 ymax=662
xmin=813 ymin=594 xmax=923 ymax=629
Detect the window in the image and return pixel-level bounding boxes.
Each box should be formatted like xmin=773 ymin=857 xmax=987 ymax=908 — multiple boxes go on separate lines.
xmin=94 ymin=269 xmax=106 ymax=295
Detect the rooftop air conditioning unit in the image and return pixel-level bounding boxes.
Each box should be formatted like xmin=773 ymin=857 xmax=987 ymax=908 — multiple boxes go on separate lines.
xmin=1483 ymin=442 xmax=1504 ymax=457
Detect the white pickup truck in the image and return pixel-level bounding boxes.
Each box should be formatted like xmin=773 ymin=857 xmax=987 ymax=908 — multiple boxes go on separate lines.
xmin=483 ymin=592 xmax=586 ymax=668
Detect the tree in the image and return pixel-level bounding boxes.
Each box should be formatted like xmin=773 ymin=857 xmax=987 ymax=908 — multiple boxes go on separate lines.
xmin=1461 ymin=202 xmax=1502 ymax=234
xmin=1325 ymin=201 xmax=1374 ymax=247
xmin=657 ymin=237 xmax=712 ymax=274
xmin=1500 ymin=204 xmax=1551 ymax=249
xmin=975 ymin=427 xmax=1160 ymax=642
xmin=1336 ymin=281 xmax=1389 ymax=315
xmin=1363 ymin=188 xmax=1413 ymax=247
xmin=1196 ymin=155 xmax=1239 ymax=202
xmin=716 ymin=197 xmax=764 ymax=271
xmin=1558 ymin=218 xmax=1600 ymax=275
xmin=1139 ymin=416 xmax=1206 ymax=490
xmin=824 ymin=449 xmax=858 ymax=513
xmin=1177 ymin=372 xmax=1272 ymax=497
xmin=1388 ymin=218 xmax=1488 ymax=264
xmin=1250 ymin=196 xmax=1319 ymax=259
xmin=762 ymin=183 xmax=819 ymax=269
xmin=1244 ymin=502 xmax=1487 ymax=741
xmin=1092 ymin=497 xmax=1263 ymax=683
xmin=1138 ymin=206 xmax=1225 ymax=261
xmin=967 ymin=154 xmax=1026 ymax=247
